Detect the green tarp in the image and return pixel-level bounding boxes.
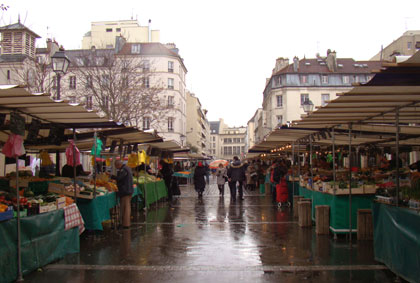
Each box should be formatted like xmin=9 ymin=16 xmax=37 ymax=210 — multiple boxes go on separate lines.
xmin=298 ymin=186 xmax=375 ymax=233
xmin=373 ymin=202 xmax=420 ymax=283
xmin=0 ymin=209 xmax=79 ymax=283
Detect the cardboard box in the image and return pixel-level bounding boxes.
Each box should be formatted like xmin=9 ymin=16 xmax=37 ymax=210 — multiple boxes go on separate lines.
xmin=56 ymin=197 xmax=66 ymax=209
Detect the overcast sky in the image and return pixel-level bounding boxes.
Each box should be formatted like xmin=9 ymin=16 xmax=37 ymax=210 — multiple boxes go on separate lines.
xmin=3 ymin=0 xmax=420 ymax=127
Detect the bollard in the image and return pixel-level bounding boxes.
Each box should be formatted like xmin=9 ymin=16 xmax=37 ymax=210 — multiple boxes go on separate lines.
xmin=357 ymin=209 xmax=373 ymax=240
xmin=315 ymin=205 xmax=330 ymax=235
xmin=298 ymin=201 xmax=312 ymax=227
xmin=293 ymin=196 xmax=304 ymax=218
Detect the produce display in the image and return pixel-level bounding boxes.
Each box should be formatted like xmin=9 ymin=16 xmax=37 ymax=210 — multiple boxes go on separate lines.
xmin=133 ymin=172 xmax=158 ymax=184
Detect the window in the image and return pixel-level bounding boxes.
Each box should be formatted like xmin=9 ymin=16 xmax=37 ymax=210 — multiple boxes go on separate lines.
xmin=6 ymin=70 xmax=10 ymax=80
xmin=300 ymin=75 xmax=308 ymax=84
xmin=407 ymin=42 xmax=412 ymax=50
xmin=86 ymin=96 xmax=93 ymax=110
xmin=142 ymin=60 xmax=150 ymax=72
xmin=122 ymin=76 xmax=129 ymax=88
xmin=300 ymin=93 xmax=309 ymax=105
xmin=241 ymin=146 xmax=245 ymax=153
xmin=354 ymin=75 xmax=360 ymax=83
xmin=342 ymin=75 xmax=349 ymax=84
xmin=223 ymin=146 xmax=232 ymax=155
xmin=233 ymin=146 xmax=240 ymax=155
xmin=85 ymin=75 xmax=93 ymax=89
xmin=168 ymin=78 xmax=174 ymax=90
xmin=131 ymin=44 xmax=141 ymax=54
xmin=212 ymin=136 xmax=215 ymax=141
xmin=213 ymin=143 xmax=216 ymax=148
xmin=322 ymin=75 xmax=328 ymax=84
xmin=321 ymin=93 xmax=330 ymax=107
xmin=143 ymin=117 xmax=150 ymax=130
xmin=168 ymin=96 xmax=174 ymax=107
xmin=168 ymin=61 xmax=174 ymax=73
xmin=95 ymin=57 xmax=104 ymax=66
xmin=143 ymin=77 xmax=150 ymax=88
xmin=116 ymin=28 xmax=121 ymax=32
xmin=106 ymin=28 xmax=112 ymax=32
xmin=69 ymin=76 xmax=76 ymax=89
xmin=276 ymin=95 xmax=283 ymax=107
xmin=276 ymin=115 xmax=283 ymax=125
xmin=168 ymin=117 xmax=174 ymax=132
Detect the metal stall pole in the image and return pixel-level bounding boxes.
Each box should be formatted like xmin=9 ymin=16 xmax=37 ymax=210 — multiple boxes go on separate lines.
xmin=348 ymin=123 xmax=353 ymax=243
xmin=298 ymin=140 xmax=301 ymax=185
xmin=395 ymin=109 xmax=400 ymax=207
xmin=93 ymin=132 xmax=97 ymax=198
xmin=332 ymin=128 xmax=336 ymax=189
xmin=310 ymin=135 xmax=314 ymax=190
xmin=15 ymin=156 xmax=23 ymax=282
xmin=73 ymin=128 xmax=77 ymax=200
xmin=292 ymin=142 xmax=295 ymax=197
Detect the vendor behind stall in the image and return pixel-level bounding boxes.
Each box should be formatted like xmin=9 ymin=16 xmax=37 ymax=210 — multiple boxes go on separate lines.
xmin=134 ymin=162 xmax=152 ymax=175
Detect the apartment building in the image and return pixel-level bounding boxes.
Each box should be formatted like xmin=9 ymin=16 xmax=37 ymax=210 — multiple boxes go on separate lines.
xmin=186 ymin=91 xmax=210 ymax=156
xmin=82 ymin=19 xmax=160 ymax=49
xmin=371 ymin=30 xmax=420 ymax=61
xmin=255 ymin=50 xmax=382 ymax=143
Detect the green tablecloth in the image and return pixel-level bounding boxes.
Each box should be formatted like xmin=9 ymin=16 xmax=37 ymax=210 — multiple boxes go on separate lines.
xmin=298 ymin=185 xmax=375 ymax=233
xmin=173 ymin=172 xmax=192 ymax=178
xmin=0 ymin=209 xmax=80 ymax=283
xmin=373 ymin=202 xmax=420 ymax=283
xmin=76 ymin=192 xmax=117 ymax=231
xmin=138 ymin=180 xmax=167 ymax=209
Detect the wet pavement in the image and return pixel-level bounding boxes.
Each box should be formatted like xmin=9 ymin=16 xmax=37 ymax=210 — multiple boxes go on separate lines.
xmin=25 ymin=179 xmax=399 ymax=283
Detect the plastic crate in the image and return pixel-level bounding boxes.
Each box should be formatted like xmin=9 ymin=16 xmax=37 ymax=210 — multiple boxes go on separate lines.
xmin=28 ymin=181 xmax=49 ymax=196
xmin=0 ymin=207 xmax=13 ymax=222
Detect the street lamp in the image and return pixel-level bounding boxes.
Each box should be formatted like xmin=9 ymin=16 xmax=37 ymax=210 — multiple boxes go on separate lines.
xmin=51 ymin=50 xmax=70 ymax=101
xmin=302 ymin=98 xmax=314 ymax=113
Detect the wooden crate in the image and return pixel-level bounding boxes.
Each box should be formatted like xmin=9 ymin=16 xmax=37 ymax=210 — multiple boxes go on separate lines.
xmin=298 ymin=201 xmax=312 ymax=228
xmin=315 ymin=205 xmax=330 ymax=235
xmin=48 ymin=182 xmax=94 ymax=199
xmin=357 ymin=209 xmax=373 ymax=240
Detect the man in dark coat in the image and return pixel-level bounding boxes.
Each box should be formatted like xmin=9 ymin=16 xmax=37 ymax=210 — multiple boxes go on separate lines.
xmin=111 ymin=160 xmax=133 ymax=229
xmin=227 ymin=156 xmax=246 ymax=202
xmin=193 ymin=162 xmax=206 ymax=198
xmin=160 ymin=159 xmax=174 ymax=201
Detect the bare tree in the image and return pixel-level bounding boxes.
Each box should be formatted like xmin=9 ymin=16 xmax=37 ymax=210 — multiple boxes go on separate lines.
xmin=1 ymin=56 xmax=55 ymax=94
xmin=67 ymin=50 xmax=171 ymax=128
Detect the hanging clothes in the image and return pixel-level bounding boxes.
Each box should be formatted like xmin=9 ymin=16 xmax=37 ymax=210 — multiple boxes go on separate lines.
xmin=91 ymin=137 xmax=103 ymax=156
xmin=2 ymin=134 xmax=25 ymax=158
xmin=127 ymin=153 xmax=140 ymax=168
xmin=40 ymin=150 xmax=53 ymax=166
xmin=66 ymin=140 xmax=81 ymax=166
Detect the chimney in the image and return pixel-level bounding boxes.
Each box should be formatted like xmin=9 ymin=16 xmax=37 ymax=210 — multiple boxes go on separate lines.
xmin=46 ymin=39 xmax=60 ymax=56
xmin=293 ymin=56 xmax=299 ymax=72
xmin=326 ymin=49 xmax=337 ymax=72
xmin=148 ymin=19 xmax=151 ymax=42
xmin=273 ymin=57 xmax=289 ymax=74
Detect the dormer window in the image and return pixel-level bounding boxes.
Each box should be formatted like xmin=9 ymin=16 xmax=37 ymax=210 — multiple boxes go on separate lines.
xmin=131 ymin=44 xmax=141 ymax=54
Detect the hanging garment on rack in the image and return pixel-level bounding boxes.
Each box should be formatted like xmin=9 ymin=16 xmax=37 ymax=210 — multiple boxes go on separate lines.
xmin=66 ymin=140 xmax=81 ymax=166
xmin=2 ymin=134 xmax=25 ymax=158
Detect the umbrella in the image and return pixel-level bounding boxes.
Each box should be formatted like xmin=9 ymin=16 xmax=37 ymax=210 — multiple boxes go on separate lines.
xmin=209 ymin=159 xmax=229 ymax=169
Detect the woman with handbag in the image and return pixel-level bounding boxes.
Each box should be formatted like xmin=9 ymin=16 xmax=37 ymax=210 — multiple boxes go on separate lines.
xmin=216 ymin=163 xmax=227 ymax=197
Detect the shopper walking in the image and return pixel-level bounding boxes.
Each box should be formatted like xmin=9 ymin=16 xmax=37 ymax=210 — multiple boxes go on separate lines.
xmin=227 ymin=156 xmax=246 ymax=202
xmin=160 ymin=158 xmax=174 ymax=201
xmin=194 ymin=162 xmax=207 ymax=198
xmin=111 ymin=160 xmax=134 ymax=229
xmin=216 ymin=163 xmax=227 ymax=197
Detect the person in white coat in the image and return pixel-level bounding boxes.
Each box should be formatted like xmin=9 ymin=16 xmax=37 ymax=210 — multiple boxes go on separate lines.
xmin=216 ymin=163 xmax=227 ymax=197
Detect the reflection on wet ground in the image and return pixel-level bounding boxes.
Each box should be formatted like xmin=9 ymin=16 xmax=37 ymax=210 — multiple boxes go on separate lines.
xmin=26 ymin=180 xmax=399 ymax=282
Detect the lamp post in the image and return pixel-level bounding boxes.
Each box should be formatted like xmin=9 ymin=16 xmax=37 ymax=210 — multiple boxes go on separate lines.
xmin=302 ymin=98 xmax=314 ymax=113
xmin=51 ymin=50 xmax=70 ymax=101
